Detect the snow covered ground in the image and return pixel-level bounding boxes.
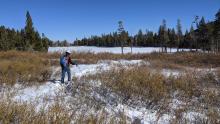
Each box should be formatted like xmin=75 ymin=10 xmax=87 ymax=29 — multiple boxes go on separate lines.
xmin=13 ymin=60 xmax=147 ymax=103
xmin=1 ymin=60 xmax=215 ymax=123
xmin=48 ymin=46 xmax=193 ymax=54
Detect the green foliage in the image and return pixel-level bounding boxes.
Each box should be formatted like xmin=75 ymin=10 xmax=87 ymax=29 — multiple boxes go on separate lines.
xmin=0 ymin=11 xmax=51 ymax=51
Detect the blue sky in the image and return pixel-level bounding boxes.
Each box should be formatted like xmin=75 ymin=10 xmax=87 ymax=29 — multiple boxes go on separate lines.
xmin=0 ymin=0 xmax=219 ymax=42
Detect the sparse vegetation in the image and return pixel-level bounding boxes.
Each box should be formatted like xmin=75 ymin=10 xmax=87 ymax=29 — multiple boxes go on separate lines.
xmin=0 ymin=51 xmax=220 ymax=123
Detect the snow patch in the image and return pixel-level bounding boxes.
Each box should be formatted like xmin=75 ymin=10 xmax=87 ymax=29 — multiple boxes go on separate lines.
xmin=48 ymin=46 xmax=192 ymax=54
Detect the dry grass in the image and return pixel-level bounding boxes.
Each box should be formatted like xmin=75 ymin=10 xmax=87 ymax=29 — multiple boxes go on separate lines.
xmin=1 ymin=51 xmax=220 ymax=90
xmin=47 ymin=51 xmax=220 ymax=68
xmin=96 ymin=66 xmax=168 ymax=103
xmin=0 ymin=51 xmax=52 ymax=86
xmin=96 ymin=66 xmax=176 ymax=104
xmin=84 ymin=65 xmax=220 ymax=110
xmin=0 ymin=100 xmax=71 ymax=124
xmin=0 ymin=98 xmax=127 ymax=124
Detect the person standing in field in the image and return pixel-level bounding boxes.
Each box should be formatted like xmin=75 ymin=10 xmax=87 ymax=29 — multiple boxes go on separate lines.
xmin=60 ymin=50 xmax=77 ymax=85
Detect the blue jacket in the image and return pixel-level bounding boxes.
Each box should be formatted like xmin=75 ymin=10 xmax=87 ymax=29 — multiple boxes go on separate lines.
xmin=60 ymin=55 xmax=77 ymax=68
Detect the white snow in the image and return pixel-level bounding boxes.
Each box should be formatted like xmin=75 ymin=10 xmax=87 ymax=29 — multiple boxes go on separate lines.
xmin=110 ymin=103 xmax=171 ymax=124
xmin=161 ymin=69 xmax=181 ymax=77
xmin=48 ymin=46 xmax=192 ymax=54
xmin=14 ymin=82 xmax=61 ymax=102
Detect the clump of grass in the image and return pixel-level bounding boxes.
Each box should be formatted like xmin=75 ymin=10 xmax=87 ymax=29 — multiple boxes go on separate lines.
xmin=167 ymin=72 xmax=199 ymax=98
xmin=94 ymin=66 xmax=168 ymax=104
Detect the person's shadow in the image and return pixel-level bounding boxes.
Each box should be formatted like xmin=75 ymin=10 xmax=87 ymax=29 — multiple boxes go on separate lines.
xmin=47 ymin=79 xmax=61 ymax=84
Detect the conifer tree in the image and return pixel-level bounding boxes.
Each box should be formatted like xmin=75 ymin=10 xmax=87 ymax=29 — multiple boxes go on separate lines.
xmin=118 ymin=21 xmax=128 ymax=54
xmin=176 ymin=19 xmax=183 ymax=52
xmin=214 ymin=9 xmax=220 ymax=52
xmin=24 ymin=11 xmax=35 ymax=50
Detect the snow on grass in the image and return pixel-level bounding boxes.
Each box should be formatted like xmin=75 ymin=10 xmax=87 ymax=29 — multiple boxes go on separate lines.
xmin=13 ymin=82 xmax=61 ymax=102
xmin=161 ymin=69 xmax=181 ymax=77
xmin=11 ymin=60 xmax=179 ymax=105
xmin=110 ymin=103 xmax=171 ymax=124
xmin=11 ymin=60 xmax=148 ymax=109
xmin=72 ymin=59 xmax=148 ymax=77
xmin=48 ymin=46 xmax=193 ymax=54
xmin=2 ymin=59 xmax=208 ymax=123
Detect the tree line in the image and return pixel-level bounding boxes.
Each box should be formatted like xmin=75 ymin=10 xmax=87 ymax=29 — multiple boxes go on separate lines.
xmin=74 ymin=9 xmax=220 ymax=53
xmin=1 ymin=9 xmax=220 ymax=53
xmin=0 ymin=11 xmax=51 ymax=51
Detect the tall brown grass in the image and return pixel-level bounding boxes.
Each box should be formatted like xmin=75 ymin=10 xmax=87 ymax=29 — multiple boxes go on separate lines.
xmin=0 ymin=51 xmax=51 ymax=86
xmin=85 ymin=65 xmax=219 ymax=112
xmin=0 ymin=98 xmax=127 ymax=124
xmin=47 ymin=51 xmax=220 ymax=68
xmin=96 ymin=66 xmax=168 ymax=103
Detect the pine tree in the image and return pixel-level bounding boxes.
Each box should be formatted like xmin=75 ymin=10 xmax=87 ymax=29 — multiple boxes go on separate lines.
xmin=20 ymin=29 xmax=27 ymax=50
xmin=193 ymin=16 xmax=200 ymax=51
xmin=146 ymin=31 xmax=154 ymax=47
xmin=25 ymin=11 xmax=35 ymax=50
xmin=183 ymin=30 xmax=191 ymax=49
xmin=189 ymin=25 xmax=195 ymax=50
xmin=162 ymin=20 xmax=169 ymax=52
xmin=198 ymin=17 xmax=209 ymax=51
xmin=214 ymin=9 xmax=220 ymax=52
xmin=0 ymin=26 xmax=8 ymax=50
xmin=41 ymin=33 xmax=49 ymax=51
xmin=158 ymin=20 xmax=169 ymax=52
xmin=137 ymin=29 xmax=143 ymax=46
xmin=207 ymin=22 xmax=215 ymax=52
xmin=168 ymin=28 xmax=175 ymax=52
xmin=33 ymin=31 xmax=43 ymax=51
xmin=118 ymin=21 xmax=128 ymax=54
xmin=176 ymin=19 xmax=183 ymax=52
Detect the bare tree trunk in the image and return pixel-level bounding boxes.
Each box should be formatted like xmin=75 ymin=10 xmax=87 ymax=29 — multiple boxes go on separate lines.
xmin=121 ymin=41 xmax=124 ymax=55
xmin=121 ymin=46 xmax=124 ymax=54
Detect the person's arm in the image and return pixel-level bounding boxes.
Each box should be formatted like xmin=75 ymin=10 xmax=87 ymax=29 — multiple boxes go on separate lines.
xmin=69 ymin=57 xmax=78 ymax=66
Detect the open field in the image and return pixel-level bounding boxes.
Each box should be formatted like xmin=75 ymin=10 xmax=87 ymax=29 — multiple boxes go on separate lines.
xmin=0 ymin=50 xmax=220 ymax=123
xmin=48 ymin=46 xmax=195 ymax=54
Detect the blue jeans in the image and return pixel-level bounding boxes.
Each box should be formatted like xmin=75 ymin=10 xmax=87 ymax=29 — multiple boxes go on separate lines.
xmin=61 ymin=66 xmax=71 ymax=83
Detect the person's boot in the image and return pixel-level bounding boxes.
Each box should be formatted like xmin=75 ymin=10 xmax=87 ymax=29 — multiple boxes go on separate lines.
xmin=65 ymin=81 xmax=70 ymax=85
